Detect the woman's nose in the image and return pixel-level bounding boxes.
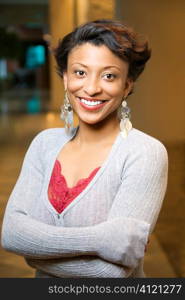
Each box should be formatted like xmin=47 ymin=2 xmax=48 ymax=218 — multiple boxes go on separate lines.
xmin=83 ymin=76 xmax=102 ymax=96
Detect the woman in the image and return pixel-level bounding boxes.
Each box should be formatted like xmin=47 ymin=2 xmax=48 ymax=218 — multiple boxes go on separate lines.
xmin=1 ymin=19 xmax=168 ymax=278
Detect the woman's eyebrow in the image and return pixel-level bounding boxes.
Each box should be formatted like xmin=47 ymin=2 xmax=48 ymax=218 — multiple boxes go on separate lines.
xmin=71 ymin=63 xmax=121 ymax=71
xmin=71 ymin=63 xmax=87 ymax=68
xmin=103 ymin=65 xmax=121 ymax=71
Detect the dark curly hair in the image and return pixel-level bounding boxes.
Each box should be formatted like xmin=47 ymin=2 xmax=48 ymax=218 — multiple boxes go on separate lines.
xmin=54 ymin=19 xmax=151 ymax=84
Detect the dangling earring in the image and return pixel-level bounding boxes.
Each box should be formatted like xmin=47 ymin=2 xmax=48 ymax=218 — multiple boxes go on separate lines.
xmin=119 ymin=96 xmax=132 ymax=138
xmin=60 ymin=90 xmax=73 ymax=133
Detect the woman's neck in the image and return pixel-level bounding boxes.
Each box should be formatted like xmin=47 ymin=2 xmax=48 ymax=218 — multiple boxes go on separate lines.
xmin=74 ymin=115 xmax=120 ymax=147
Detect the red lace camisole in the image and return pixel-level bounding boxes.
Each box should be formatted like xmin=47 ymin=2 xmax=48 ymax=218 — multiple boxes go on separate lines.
xmin=48 ymin=160 xmax=100 ymax=214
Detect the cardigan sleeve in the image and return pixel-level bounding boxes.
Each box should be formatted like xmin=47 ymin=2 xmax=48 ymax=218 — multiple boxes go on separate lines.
xmin=23 ymin=135 xmax=168 ymax=277
xmin=26 ymin=256 xmax=132 ymax=278
xmin=96 ymin=138 xmax=168 ymax=267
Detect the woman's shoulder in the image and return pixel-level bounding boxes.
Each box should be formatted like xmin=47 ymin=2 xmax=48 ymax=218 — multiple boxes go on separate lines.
xmin=31 ymin=127 xmax=77 ymax=145
xmin=130 ymin=128 xmax=167 ymax=147
xmin=121 ymin=127 xmax=168 ymax=161
xmin=34 ymin=127 xmax=66 ymax=142
xmin=27 ymin=127 xmax=74 ymax=156
xmin=116 ymin=128 xmax=169 ymax=176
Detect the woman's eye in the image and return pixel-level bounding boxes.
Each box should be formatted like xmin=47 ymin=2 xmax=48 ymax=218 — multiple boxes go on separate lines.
xmin=103 ymin=73 xmax=116 ymax=80
xmin=74 ymin=70 xmax=85 ymax=77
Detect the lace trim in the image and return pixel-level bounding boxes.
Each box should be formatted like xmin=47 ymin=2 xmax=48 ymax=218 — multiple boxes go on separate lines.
xmin=48 ymin=160 xmax=100 ymax=213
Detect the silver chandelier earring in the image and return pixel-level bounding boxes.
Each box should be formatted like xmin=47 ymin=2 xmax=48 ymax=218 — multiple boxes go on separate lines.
xmin=60 ymin=90 xmax=74 ymax=133
xmin=119 ymin=96 xmax=132 ymax=138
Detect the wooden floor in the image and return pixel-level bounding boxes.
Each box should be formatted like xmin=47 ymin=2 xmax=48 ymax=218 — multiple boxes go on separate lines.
xmin=0 ymin=112 xmax=184 ymax=277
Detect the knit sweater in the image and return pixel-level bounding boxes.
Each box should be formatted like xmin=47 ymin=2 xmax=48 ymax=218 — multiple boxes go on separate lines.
xmin=1 ymin=126 xmax=168 ymax=278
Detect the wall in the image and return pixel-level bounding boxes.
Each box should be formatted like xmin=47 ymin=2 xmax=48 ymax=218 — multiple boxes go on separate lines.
xmin=117 ymin=0 xmax=185 ymax=143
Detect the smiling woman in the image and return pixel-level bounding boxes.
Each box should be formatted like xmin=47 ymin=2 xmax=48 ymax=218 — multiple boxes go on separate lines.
xmin=1 ymin=19 xmax=168 ymax=278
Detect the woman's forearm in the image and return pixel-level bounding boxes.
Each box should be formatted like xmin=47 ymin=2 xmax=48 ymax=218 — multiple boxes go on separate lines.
xmin=2 ymin=207 xmax=148 ymax=269
xmin=26 ymin=256 xmax=132 ymax=278
xmin=1 ymin=210 xmax=99 ymax=259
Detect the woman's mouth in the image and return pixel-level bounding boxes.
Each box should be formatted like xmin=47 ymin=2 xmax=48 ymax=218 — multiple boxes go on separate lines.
xmin=77 ymin=97 xmax=108 ymax=111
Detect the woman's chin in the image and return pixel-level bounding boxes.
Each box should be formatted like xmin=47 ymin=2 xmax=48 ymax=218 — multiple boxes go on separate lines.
xmin=78 ymin=118 xmax=102 ymax=125
xmin=76 ymin=110 xmax=118 ymax=126
xmin=75 ymin=111 xmax=102 ymax=124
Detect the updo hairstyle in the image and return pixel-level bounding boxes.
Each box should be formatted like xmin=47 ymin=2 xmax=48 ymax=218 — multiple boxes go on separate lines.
xmin=54 ymin=19 xmax=151 ymax=95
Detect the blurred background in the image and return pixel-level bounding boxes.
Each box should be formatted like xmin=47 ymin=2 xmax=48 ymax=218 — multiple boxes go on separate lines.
xmin=0 ymin=0 xmax=184 ymax=277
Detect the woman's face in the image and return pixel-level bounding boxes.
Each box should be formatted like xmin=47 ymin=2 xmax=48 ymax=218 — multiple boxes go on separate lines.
xmin=63 ymin=43 xmax=133 ymax=125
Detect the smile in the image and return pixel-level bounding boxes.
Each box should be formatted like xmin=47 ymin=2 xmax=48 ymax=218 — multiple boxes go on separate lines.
xmin=77 ymin=97 xmax=108 ymax=111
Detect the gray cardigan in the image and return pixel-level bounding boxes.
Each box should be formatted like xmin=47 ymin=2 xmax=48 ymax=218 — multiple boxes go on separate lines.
xmin=1 ymin=126 xmax=168 ymax=277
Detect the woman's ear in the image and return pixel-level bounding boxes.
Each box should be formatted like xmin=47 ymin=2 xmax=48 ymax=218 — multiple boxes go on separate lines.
xmin=125 ymin=78 xmax=134 ymax=97
xmin=63 ymin=72 xmax=68 ymax=90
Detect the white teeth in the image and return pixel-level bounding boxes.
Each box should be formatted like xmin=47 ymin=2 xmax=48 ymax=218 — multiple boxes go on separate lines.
xmin=80 ymin=98 xmax=103 ymax=106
